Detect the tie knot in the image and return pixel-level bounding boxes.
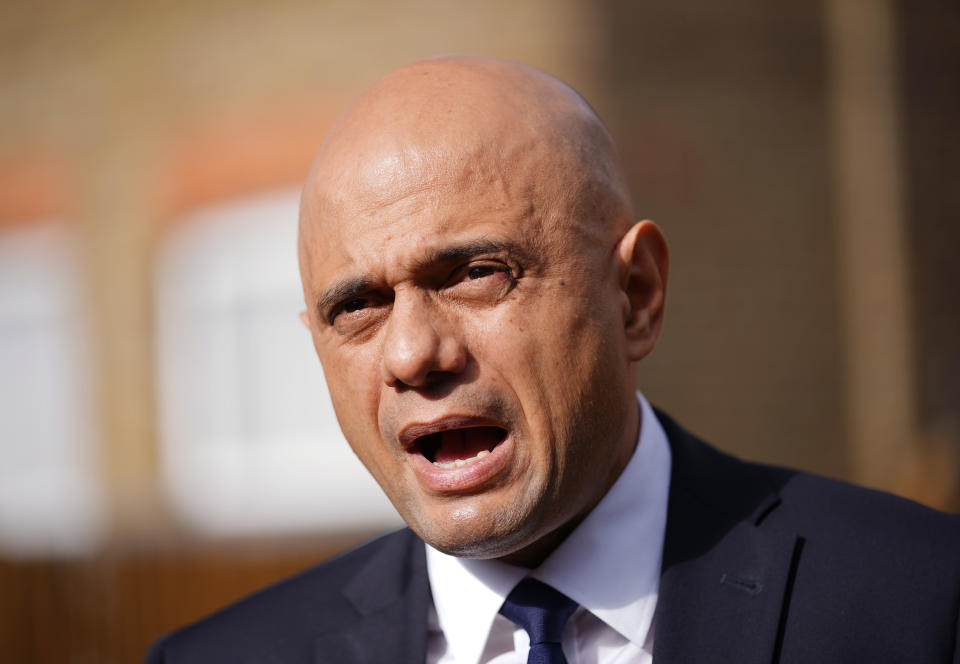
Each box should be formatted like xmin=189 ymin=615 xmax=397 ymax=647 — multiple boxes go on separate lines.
xmin=499 ymin=578 xmax=579 ymax=646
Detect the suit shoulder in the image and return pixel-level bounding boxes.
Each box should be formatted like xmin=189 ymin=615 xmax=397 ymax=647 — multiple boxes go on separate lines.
xmin=659 ymin=406 xmax=960 ymax=545
xmin=769 ymin=467 xmax=960 ymax=544
xmin=659 ymin=407 xmax=959 ymax=562
xmin=744 ymin=463 xmax=960 ymax=603
xmin=656 ymin=409 xmax=959 ymax=658
xmin=146 ymin=528 xmax=421 ymax=663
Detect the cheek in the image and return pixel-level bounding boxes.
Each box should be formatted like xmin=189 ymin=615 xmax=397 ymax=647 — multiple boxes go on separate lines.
xmin=469 ymin=308 xmax=541 ymax=389
xmin=506 ymin=301 xmax=617 ymax=427
xmin=319 ymin=345 xmax=383 ymax=439
xmin=471 ymin=304 xmax=581 ymax=431
xmin=480 ymin=297 xmax=595 ymax=376
xmin=320 ymin=350 xmax=405 ymax=493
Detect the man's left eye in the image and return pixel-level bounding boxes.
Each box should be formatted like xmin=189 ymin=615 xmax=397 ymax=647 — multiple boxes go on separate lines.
xmin=444 ymin=262 xmax=514 ymax=302
xmin=466 ymin=265 xmax=498 ymax=280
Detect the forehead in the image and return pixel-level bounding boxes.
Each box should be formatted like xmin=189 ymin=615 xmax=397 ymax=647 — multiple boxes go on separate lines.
xmin=300 ymin=133 xmax=574 ymax=272
xmin=304 ymin=158 xmax=546 ymax=277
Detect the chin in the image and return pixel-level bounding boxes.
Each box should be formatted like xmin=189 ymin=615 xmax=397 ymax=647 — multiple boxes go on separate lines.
xmin=420 ymin=531 xmax=534 ymax=562
xmin=406 ymin=499 xmax=549 ymax=562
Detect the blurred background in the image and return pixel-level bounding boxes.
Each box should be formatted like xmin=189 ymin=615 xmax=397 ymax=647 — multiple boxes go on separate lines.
xmin=1 ymin=0 xmax=958 ymax=661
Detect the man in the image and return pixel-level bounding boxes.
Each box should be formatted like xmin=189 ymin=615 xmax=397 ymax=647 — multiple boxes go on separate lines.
xmin=146 ymin=56 xmax=960 ymax=663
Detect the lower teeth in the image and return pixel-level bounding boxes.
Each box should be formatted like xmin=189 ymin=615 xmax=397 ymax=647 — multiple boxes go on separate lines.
xmin=433 ymin=449 xmax=490 ymax=469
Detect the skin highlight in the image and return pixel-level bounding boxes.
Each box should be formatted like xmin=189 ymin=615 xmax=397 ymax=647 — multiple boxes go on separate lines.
xmin=298 ymin=56 xmax=668 ymax=567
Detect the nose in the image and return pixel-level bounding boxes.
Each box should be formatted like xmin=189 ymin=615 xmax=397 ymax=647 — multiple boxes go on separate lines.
xmin=381 ymin=292 xmax=467 ymax=388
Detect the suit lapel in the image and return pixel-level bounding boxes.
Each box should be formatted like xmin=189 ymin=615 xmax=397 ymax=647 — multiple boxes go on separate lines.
xmin=313 ymin=529 xmax=431 ymax=664
xmin=653 ymin=411 xmax=803 ymax=664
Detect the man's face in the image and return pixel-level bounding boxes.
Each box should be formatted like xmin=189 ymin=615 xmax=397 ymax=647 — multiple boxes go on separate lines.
xmin=299 ymin=139 xmax=641 ymax=564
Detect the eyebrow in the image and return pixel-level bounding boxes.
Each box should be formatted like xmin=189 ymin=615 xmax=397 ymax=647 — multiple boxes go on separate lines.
xmin=414 ymin=238 xmax=520 ymax=270
xmin=315 ymin=277 xmax=376 ymax=322
xmin=314 ymin=238 xmax=525 ymax=321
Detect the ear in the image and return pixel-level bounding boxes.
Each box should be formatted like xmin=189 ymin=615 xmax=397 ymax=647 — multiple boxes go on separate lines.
xmin=615 ymin=220 xmax=669 ymax=362
xmin=299 ymin=310 xmax=311 ymax=329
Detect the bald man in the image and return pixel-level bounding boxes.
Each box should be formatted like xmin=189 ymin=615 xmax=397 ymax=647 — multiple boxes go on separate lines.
xmin=146 ymin=57 xmax=960 ymax=664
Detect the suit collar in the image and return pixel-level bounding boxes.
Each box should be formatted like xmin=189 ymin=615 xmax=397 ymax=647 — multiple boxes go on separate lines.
xmin=653 ymin=409 xmax=802 ymax=663
xmin=313 ymin=529 xmax=431 ymax=663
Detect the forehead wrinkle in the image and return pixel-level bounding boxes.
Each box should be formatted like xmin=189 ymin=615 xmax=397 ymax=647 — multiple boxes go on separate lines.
xmin=349 ymin=145 xmax=452 ymax=213
xmin=334 ymin=152 xmax=533 ymax=241
xmin=352 ymin=137 xmax=524 ymax=216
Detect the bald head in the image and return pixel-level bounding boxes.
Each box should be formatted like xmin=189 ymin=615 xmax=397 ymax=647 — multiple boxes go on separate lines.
xmin=299 ymin=56 xmax=634 ymax=277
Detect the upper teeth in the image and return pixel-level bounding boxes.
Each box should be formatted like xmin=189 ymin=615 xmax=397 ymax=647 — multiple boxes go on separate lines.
xmin=433 ymin=449 xmax=490 ymax=469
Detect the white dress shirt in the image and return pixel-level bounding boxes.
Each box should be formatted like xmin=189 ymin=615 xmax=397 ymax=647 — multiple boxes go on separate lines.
xmin=426 ymin=393 xmax=672 ymax=664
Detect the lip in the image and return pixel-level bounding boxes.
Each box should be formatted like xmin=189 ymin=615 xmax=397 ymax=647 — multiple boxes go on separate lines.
xmin=399 ymin=416 xmax=513 ymax=494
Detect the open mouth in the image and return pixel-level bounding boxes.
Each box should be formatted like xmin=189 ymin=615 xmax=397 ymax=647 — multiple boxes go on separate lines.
xmin=414 ymin=426 xmax=507 ymax=469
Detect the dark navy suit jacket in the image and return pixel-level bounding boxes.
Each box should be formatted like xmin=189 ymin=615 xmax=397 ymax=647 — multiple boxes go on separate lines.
xmin=146 ymin=411 xmax=960 ymax=663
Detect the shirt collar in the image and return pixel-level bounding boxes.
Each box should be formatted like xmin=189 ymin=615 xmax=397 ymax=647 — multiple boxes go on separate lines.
xmin=426 ymin=392 xmax=672 ymax=664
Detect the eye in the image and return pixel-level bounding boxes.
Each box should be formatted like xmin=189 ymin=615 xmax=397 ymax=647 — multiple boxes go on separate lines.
xmin=329 ymin=294 xmax=383 ymax=327
xmin=342 ymin=297 xmax=369 ymax=313
xmin=466 ymin=265 xmax=499 ymax=280
xmin=444 ymin=261 xmax=515 ymax=302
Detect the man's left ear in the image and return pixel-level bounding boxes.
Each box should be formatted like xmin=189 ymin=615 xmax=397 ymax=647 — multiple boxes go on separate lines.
xmin=615 ymin=220 xmax=669 ymax=361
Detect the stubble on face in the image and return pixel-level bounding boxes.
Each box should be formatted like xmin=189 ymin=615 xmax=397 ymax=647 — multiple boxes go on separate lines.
xmin=297 ymin=56 xmax=644 ymax=566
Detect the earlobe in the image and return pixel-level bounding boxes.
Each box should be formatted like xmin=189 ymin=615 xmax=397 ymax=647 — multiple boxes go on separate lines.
xmin=615 ymin=220 xmax=669 ymax=361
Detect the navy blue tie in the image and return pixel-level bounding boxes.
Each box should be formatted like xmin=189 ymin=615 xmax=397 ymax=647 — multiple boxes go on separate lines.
xmin=499 ymin=578 xmax=579 ymax=664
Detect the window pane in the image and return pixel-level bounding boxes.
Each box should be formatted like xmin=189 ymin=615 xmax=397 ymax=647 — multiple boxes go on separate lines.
xmin=0 ymin=222 xmax=103 ymax=555
xmin=156 ymin=189 xmax=401 ymax=535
